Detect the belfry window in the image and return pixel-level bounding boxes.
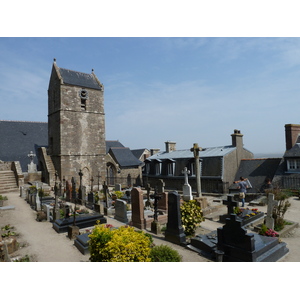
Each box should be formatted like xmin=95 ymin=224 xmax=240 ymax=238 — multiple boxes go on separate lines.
xmin=79 ymin=88 xmax=88 ymax=110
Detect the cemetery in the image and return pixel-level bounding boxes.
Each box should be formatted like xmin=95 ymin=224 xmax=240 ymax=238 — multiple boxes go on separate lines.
xmin=0 ymin=61 xmax=300 ymax=262
xmin=2 ymin=165 xmax=300 ymax=262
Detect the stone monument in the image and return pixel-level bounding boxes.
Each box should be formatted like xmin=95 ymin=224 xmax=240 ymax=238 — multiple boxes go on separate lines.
xmin=182 ymin=167 xmax=193 ymax=201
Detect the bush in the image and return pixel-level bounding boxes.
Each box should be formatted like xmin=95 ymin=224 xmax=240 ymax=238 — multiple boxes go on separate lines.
xmin=180 ymin=200 xmax=204 ymax=236
xmin=150 ymin=244 xmax=182 ymax=262
xmin=89 ymin=225 xmax=152 ymax=262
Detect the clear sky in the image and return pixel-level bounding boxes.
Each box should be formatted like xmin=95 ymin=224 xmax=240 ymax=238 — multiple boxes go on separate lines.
xmin=1 ymin=4 xmax=300 ymax=157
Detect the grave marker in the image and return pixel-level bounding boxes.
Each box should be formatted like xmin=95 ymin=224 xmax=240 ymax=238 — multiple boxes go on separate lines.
xmin=265 ymin=193 xmax=278 ymax=230
xmin=114 ymin=199 xmax=129 ymax=223
xmin=182 ymin=167 xmax=193 ymax=201
xmin=165 ymin=191 xmax=186 ymax=245
xmin=131 ymin=187 xmax=145 ymax=229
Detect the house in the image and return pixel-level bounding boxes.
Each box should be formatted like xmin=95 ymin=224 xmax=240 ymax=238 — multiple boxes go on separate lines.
xmin=143 ymin=129 xmax=253 ymax=194
xmin=106 ymin=140 xmax=144 ymax=187
xmin=272 ymin=124 xmax=300 ymax=189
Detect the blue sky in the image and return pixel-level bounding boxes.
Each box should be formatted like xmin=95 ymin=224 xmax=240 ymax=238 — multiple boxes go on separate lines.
xmin=1 ymin=37 xmax=300 ymax=156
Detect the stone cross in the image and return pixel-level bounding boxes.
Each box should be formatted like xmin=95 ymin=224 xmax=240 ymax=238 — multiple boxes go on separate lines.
xmin=78 ymin=169 xmax=83 ymax=200
xmin=266 ymin=193 xmax=278 ymax=230
xmin=190 ymin=143 xmax=202 ymax=197
xmin=223 ymin=194 xmax=239 ymax=215
xmin=28 ymin=151 xmax=36 ymax=163
xmin=182 ymin=167 xmax=193 ymax=201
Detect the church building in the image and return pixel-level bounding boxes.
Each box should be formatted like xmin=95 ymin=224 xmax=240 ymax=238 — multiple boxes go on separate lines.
xmin=43 ymin=59 xmax=107 ymax=186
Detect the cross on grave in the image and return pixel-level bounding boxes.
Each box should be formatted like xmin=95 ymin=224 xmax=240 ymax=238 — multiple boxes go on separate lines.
xmin=223 ymin=195 xmax=239 ymax=215
xmin=28 ymin=151 xmax=36 ymax=163
xmin=90 ymin=176 xmax=94 ymax=193
xmin=96 ymin=171 xmax=101 ymax=191
xmin=78 ymin=169 xmax=83 ymax=200
xmin=182 ymin=167 xmax=193 ymax=201
xmin=266 ymin=193 xmax=278 ymax=230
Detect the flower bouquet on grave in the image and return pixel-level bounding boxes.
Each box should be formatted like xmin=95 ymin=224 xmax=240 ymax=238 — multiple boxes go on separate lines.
xmin=265 ymin=228 xmax=279 ymax=237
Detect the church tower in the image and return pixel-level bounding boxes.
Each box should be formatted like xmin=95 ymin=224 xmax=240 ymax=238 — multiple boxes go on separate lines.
xmin=47 ymin=59 xmax=106 ymax=185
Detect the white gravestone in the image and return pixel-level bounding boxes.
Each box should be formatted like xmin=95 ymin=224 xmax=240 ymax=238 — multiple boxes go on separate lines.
xmin=265 ymin=193 xmax=278 ymax=230
xmin=182 ymin=167 xmax=193 ymax=201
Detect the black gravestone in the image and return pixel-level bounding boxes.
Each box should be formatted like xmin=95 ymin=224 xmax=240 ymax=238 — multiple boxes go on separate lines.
xmin=74 ymin=233 xmax=90 ymax=255
xmin=53 ymin=213 xmax=106 ymax=233
xmin=217 ymin=214 xmax=289 ymax=262
xmin=164 ymin=191 xmax=186 ymax=245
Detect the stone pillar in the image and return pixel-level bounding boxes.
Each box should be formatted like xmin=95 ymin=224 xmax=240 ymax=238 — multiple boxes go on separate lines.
xmin=131 ymin=187 xmax=145 ymax=229
xmin=165 ymin=191 xmax=186 ymax=245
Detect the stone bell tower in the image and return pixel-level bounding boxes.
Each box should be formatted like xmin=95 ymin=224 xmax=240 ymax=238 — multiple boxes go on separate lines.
xmin=47 ymin=59 xmax=106 ymax=185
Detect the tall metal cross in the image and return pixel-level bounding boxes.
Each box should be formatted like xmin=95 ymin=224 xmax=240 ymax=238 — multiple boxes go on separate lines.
xmin=190 ymin=143 xmax=202 ymax=197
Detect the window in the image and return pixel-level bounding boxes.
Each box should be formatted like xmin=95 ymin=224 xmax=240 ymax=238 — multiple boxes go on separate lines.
xmin=155 ymin=162 xmax=161 ymax=175
xmin=287 ymin=159 xmax=300 ymax=172
xmin=81 ymin=99 xmax=86 ymax=110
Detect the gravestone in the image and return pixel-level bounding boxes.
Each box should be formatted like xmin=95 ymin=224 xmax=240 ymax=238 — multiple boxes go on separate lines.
xmin=219 ymin=194 xmax=239 ymax=223
xmin=115 ymin=184 xmax=122 ymax=192
xmin=53 ymin=213 xmax=106 ymax=233
xmin=27 ymin=151 xmax=37 ymax=173
xmin=158 ymin=192 xmax=168 ymax=212
xmin=71 ymin=177 xmax=77 ymax=202
xmin=131 ymin=187 xmax=145 ymax=229
xmin=86 ymin=192 xmax=94 ymax=209
xmin=165 ymin=191 xmax=186 ymax=245
xmin=182 ymin=167 xmax=193 ymax=201
xmin=35 ymin=194 xmax=41 ymax=211
xmin=66 ymin=180 xmax=71 ymax=202
xmin=74 ymin=233 xmax=90 ymax=255
xmin=217 ymin=214 xmax=289 ymax=262
xmin=114 ymin=199 xmax=129 ymax=223
xmin=265 ymin=193 xmax=278 ymax=230
xmin=157 ymin=179 xmax=165 ymax=194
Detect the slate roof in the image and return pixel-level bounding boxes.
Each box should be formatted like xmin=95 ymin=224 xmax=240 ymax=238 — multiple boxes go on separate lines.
xmin=58 ymin=67 xmax=102 ymax=90
xmin=0 ymin=121 xmax=48 ymax=171
xmin=231 ymin=158 xmax=282 ymax=193
xmin=106 ymin=141 xmax=143 ymax=168
xmin=146 ymin=145 xmax=236 ymax=161
xmin=108 ymin=147 xmax=143 ymax=168
xmin=284 ymin=143 xmax=300 ymax=157
xmin=131 ymin=149 xmax=147 ymax=160
xmin=105 ymin=141 xmax=125 ymax=154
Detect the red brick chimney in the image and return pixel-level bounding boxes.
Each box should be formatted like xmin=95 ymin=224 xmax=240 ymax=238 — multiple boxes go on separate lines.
xmin=285 ymin=124 xmax=300 ymax=151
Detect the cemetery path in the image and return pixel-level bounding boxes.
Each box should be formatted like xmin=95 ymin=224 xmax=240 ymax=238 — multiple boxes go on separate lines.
xmin=0 ymin=192 xmax=89 ymax=262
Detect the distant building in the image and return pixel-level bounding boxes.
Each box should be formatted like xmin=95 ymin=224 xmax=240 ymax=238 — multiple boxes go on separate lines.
xmin=272 ymin=124 xmax=300 ymax=189
xmin=105 ymin=140 xmax=144 ymax=187
xmin=143 ymin=130 xmax=253 ymax=194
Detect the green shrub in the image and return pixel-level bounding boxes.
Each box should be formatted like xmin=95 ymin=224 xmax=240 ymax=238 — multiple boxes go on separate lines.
xmin=180 ymin=200 xmax=204 ymax=236
xmin=259 ymin=223 xmax=268 ymax=236
xmin=150 ymin=244 xmax=182 ymax=262
xmin=0 ymin=195 xmax=8 ymax=200
xmin=89 ymin=225 xmax=152 ymax=262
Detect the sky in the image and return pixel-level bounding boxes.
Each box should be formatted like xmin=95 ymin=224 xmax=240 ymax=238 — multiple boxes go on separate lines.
xmin=1 ymin=2 xmax=300 ymax=158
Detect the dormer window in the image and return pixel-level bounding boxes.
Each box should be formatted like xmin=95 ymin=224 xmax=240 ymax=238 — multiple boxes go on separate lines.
xmin=287 ymin=159 xmax=300 ymax=172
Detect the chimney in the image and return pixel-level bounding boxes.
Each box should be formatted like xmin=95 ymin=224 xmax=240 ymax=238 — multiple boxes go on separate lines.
xmin=150 ymin=149 xmax=160 ymax=156
xmin=165 ymin=141 xmax=176 ymax=153
xmin=285 ymin=124 xmax=300 ymax=150
xmin=231 ymin=129 xmax=243 ymax=148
